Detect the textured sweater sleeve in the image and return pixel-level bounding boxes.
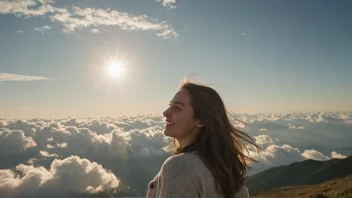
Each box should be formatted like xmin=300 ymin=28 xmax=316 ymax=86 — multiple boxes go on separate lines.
xmin=158 ymin=156 xmax=201 ymax=198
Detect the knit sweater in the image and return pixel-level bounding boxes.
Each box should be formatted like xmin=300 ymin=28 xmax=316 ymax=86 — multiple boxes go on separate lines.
xmin=146 ymin=151 xmax=249 ymax=198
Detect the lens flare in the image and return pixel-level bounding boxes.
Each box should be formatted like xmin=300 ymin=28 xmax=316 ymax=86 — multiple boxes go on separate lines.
xmin=107 ymin=61 xmax=125 ymax=79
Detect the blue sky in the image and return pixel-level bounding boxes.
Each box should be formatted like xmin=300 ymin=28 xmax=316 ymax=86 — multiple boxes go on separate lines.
xmin=0 ymin=0 xmax=351 ymax=118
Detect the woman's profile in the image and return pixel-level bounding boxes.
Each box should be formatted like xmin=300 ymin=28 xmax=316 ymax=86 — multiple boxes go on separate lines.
xmin=147 ymin=80 xmax=260 ymax=198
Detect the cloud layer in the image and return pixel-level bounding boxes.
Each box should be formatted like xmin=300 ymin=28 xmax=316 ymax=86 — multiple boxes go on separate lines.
xmin=0 ymin=115 xmax=170 ymax=196
xmin=246 ymin=134 xmax=348 ymax=174
xmin=0 ymin=112 xmax=351 ymax=196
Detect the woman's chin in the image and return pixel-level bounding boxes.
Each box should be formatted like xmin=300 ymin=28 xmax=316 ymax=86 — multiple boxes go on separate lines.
xmin=163 ymin=128 xmax=173 ymax=137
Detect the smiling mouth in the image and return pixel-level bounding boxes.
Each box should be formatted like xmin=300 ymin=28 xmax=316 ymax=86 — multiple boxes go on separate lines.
xmin=166 ymin=120 xmax=174 ymax=126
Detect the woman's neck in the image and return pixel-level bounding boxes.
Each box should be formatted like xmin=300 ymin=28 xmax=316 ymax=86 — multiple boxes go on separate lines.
xmin=178 ymin=139 xmax=198 ymax=153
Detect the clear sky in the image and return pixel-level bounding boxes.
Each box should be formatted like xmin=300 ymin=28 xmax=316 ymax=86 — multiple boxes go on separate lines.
xmin=0 ymin=0 xmax=351 ymax=118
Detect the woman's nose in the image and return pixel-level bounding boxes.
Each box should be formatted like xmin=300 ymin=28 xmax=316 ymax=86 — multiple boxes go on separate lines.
xmin=163 ymin=108 xmax=171 ymax=117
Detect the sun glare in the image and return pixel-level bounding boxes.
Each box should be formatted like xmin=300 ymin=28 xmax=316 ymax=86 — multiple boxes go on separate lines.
xmin=107 ymin=61 xmax=125 ymax=79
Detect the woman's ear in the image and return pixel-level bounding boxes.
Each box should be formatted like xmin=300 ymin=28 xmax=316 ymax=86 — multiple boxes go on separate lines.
xmin=196 ymin=120 xmax=204 ymax=128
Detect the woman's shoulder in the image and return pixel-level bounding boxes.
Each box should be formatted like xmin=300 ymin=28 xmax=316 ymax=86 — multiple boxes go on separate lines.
xmin=161 ymin=151 xmax=202 ymax=173
xmin=235 ymin=185 xmax=249 ymax=198
xmin=163 ymin=151 xmax=201 ymax=165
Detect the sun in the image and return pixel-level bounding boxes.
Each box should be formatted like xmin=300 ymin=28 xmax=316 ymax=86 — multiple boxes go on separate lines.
xmin=106 ymin=61 xmax=125 ymax=79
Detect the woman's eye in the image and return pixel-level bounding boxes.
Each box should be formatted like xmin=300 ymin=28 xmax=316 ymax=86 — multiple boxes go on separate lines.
xmin=170 ymin=106 xmax=181 ymax=110
xmin=168 ymin=104 xmax=181 ymax=110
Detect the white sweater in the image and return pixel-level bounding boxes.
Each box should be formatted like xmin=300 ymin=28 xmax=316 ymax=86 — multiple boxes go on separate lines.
xmin=146 ymin=151 xmax=249 ymax=198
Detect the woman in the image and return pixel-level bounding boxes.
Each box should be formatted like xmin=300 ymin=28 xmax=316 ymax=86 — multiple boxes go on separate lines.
xmin=147 ymin=81 xmax=260 ymax=198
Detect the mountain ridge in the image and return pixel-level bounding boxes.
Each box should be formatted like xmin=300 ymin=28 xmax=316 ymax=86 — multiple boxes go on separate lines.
xmin=246 ymin=155 xmax=352 ymax=193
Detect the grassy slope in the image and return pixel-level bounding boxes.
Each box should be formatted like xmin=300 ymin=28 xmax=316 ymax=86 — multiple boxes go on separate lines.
xmin=250 ymin=175 xmax=352 ymax=198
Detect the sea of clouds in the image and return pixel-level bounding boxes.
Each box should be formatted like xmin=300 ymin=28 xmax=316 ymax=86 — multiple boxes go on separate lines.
xmin=0 ymin=112 xmax=351 ymax=197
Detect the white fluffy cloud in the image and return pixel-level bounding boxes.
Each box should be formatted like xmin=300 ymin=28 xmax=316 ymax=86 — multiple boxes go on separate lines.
xmin=39 ymin=150 xmax=58 ymax=158
xmin=302 ymin=149 xmax=330 ymax=161
xmin=56 ymin=142 xmax=67 ymax=148
xmin=253 ymin=134 xmax=274 ymax=146
xmin=0 ymin=119 xmax=7 ymax=127
xmin=158 ymin=0 xmax=176 ymax=10
xmin=331 ymin=151 xmax=347 ymax=159
xmin=0 ymin=156 xmax=119 ymax=197
xmin=0 ymin=0 xmax=178 ymax=38
xmin=0 ymin=129 xmax=37 ymax=154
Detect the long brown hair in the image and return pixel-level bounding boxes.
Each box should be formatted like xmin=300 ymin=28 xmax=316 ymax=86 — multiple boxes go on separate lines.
xmin=171 ymin=81 xmax=261 ymax=198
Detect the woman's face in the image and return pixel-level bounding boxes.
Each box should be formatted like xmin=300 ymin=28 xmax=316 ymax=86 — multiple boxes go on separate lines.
xmin=163 ymin=89 xmax=202 ymax=146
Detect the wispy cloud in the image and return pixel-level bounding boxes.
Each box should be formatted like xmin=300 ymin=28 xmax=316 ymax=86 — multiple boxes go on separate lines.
xmin=0 ymin=0 xmax=64 ymax=17
xmin=0 ymin=73 xmax=49 ymax=82
xmin=91 ymin=28 xmax=99 ymax=34
xmin=12 ymin=30 xmax=23 ymax=34
xmin=241 ymin=31 xmax=252 ymax=35
xmin=34 ymin=25 xmax=51 ymax=33
xmin=0 ymin=0 xmax=178 ymax=38
xmin=50 ymin=6 xmax=178 ymax=38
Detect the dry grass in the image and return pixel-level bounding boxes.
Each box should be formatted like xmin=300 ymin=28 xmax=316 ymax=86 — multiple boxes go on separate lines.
xmin=250 ymin=175 xmax=352 ymax=198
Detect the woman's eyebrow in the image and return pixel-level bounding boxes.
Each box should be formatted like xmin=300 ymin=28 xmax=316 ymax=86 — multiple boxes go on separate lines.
xmin=169 ymin=101 xmax=186 ymax=107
